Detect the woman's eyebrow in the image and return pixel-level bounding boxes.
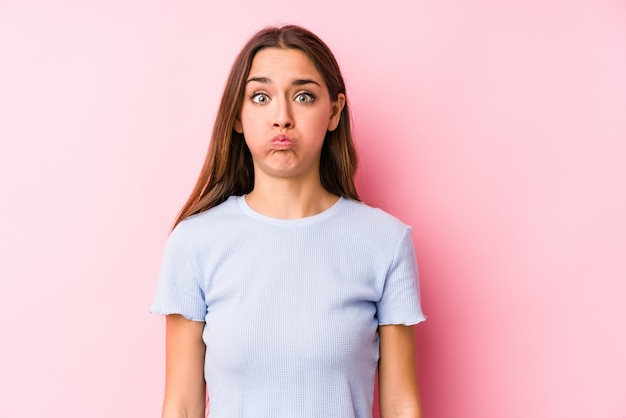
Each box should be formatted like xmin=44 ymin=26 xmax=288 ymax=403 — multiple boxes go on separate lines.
xmin=246 ymin=77 xmax=320 ymax=87
xmin=292 ymin=79 xmax=320 ymax=87
xmin=247 ymin=76 xmax=271 ymax=84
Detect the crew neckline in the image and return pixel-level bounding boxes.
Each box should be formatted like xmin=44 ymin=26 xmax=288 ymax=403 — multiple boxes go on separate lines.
xmin=235 ymin=195 xmax=345 ymax=226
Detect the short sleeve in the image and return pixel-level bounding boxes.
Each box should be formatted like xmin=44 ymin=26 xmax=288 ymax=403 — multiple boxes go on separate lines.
xmin=376 ymin=226 xmax=426 ymax=326
xmin=149 ymin=226 xmax=207 ymax=322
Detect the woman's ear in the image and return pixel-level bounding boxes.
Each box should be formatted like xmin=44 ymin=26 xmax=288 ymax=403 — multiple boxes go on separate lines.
xmin=327 ymin=93 xmax=346 ymax=132
xmin=234 ymin=117 xmax=243 ymax=134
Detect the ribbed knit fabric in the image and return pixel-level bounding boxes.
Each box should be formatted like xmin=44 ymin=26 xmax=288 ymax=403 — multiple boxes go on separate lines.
xmin=151 ymin=195 xmax=426 ymax=418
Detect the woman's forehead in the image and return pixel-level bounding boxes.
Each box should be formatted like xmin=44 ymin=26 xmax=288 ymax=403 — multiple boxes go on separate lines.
xmin=248 ymin=48 xmax=323 ymax=82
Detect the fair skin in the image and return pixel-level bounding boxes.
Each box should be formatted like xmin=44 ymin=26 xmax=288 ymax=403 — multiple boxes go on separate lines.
xmin=234 ymin=47 xmax=342 ymax=218
xmin=162 ymin=315 xmax=205 ymax=418
xmin=162 ymin=47 xmax=422 ymax=418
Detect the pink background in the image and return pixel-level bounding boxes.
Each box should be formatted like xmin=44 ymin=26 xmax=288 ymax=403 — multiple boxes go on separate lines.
xmin=1 ymin=1 xmax=625 ymax=417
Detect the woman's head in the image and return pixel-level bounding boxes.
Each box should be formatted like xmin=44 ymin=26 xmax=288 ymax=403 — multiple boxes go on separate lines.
xmin=175 ymin=25 xmax=359 ymax=226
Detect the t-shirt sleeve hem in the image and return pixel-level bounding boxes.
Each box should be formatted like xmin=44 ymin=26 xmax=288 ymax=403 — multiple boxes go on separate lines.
xmin=378 ymin=314 xmax=427 ymax=327
xmin=149 ymin=308 xmax=205 ymax=322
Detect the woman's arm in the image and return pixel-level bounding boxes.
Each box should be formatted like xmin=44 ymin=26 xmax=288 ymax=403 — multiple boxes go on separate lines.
xmin=378 ymin=324 xmax=423 ymax=418
xmin=162 ymin=314 xmax=206 ymax=418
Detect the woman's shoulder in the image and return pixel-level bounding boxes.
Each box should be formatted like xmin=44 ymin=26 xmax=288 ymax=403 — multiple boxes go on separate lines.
xmin=170 ymin=196 xmax=242 ymax=238
xmin=340 ymin=198 xmax=411 ymax=233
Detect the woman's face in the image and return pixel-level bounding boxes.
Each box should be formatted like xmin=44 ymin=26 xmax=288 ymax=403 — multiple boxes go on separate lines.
xmin=235 ymin=47 xmax=344 ymax=182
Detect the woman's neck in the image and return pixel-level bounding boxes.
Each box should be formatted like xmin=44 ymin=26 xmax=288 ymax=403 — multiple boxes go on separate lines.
xmin=245 ymin=178 xmax=338 ymax=220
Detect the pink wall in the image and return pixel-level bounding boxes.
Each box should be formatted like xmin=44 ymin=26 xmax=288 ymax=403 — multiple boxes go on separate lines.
xmin=1 ymin=1 xmax=625 ymax=417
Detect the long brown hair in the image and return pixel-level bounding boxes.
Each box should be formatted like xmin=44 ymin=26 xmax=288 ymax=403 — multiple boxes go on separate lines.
xmin=174 ymin=25 xmax=359 ymax=228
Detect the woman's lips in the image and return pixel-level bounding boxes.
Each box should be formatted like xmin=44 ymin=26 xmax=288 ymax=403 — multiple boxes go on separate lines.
xmin=271 ymin=134 xmax=295 ymax=148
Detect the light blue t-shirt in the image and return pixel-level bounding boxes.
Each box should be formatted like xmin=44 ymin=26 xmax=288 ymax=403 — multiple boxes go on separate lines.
xmin=151 ymin=195 xmax=425 ymax=418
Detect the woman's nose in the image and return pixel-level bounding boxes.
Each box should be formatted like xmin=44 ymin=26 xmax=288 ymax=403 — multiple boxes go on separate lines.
xmin=273 ymin=98 xmax=294 ymax=129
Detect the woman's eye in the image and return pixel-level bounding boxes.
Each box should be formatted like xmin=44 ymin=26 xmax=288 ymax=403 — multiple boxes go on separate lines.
xmin=250 ymin=93 xmax=270 ymax=104
xmin=295 ymin=92 xmax=315 ymax=104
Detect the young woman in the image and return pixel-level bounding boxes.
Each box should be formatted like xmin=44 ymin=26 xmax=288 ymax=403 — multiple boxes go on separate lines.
xmin=151 ymin=25 xmax=426 ymax=418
